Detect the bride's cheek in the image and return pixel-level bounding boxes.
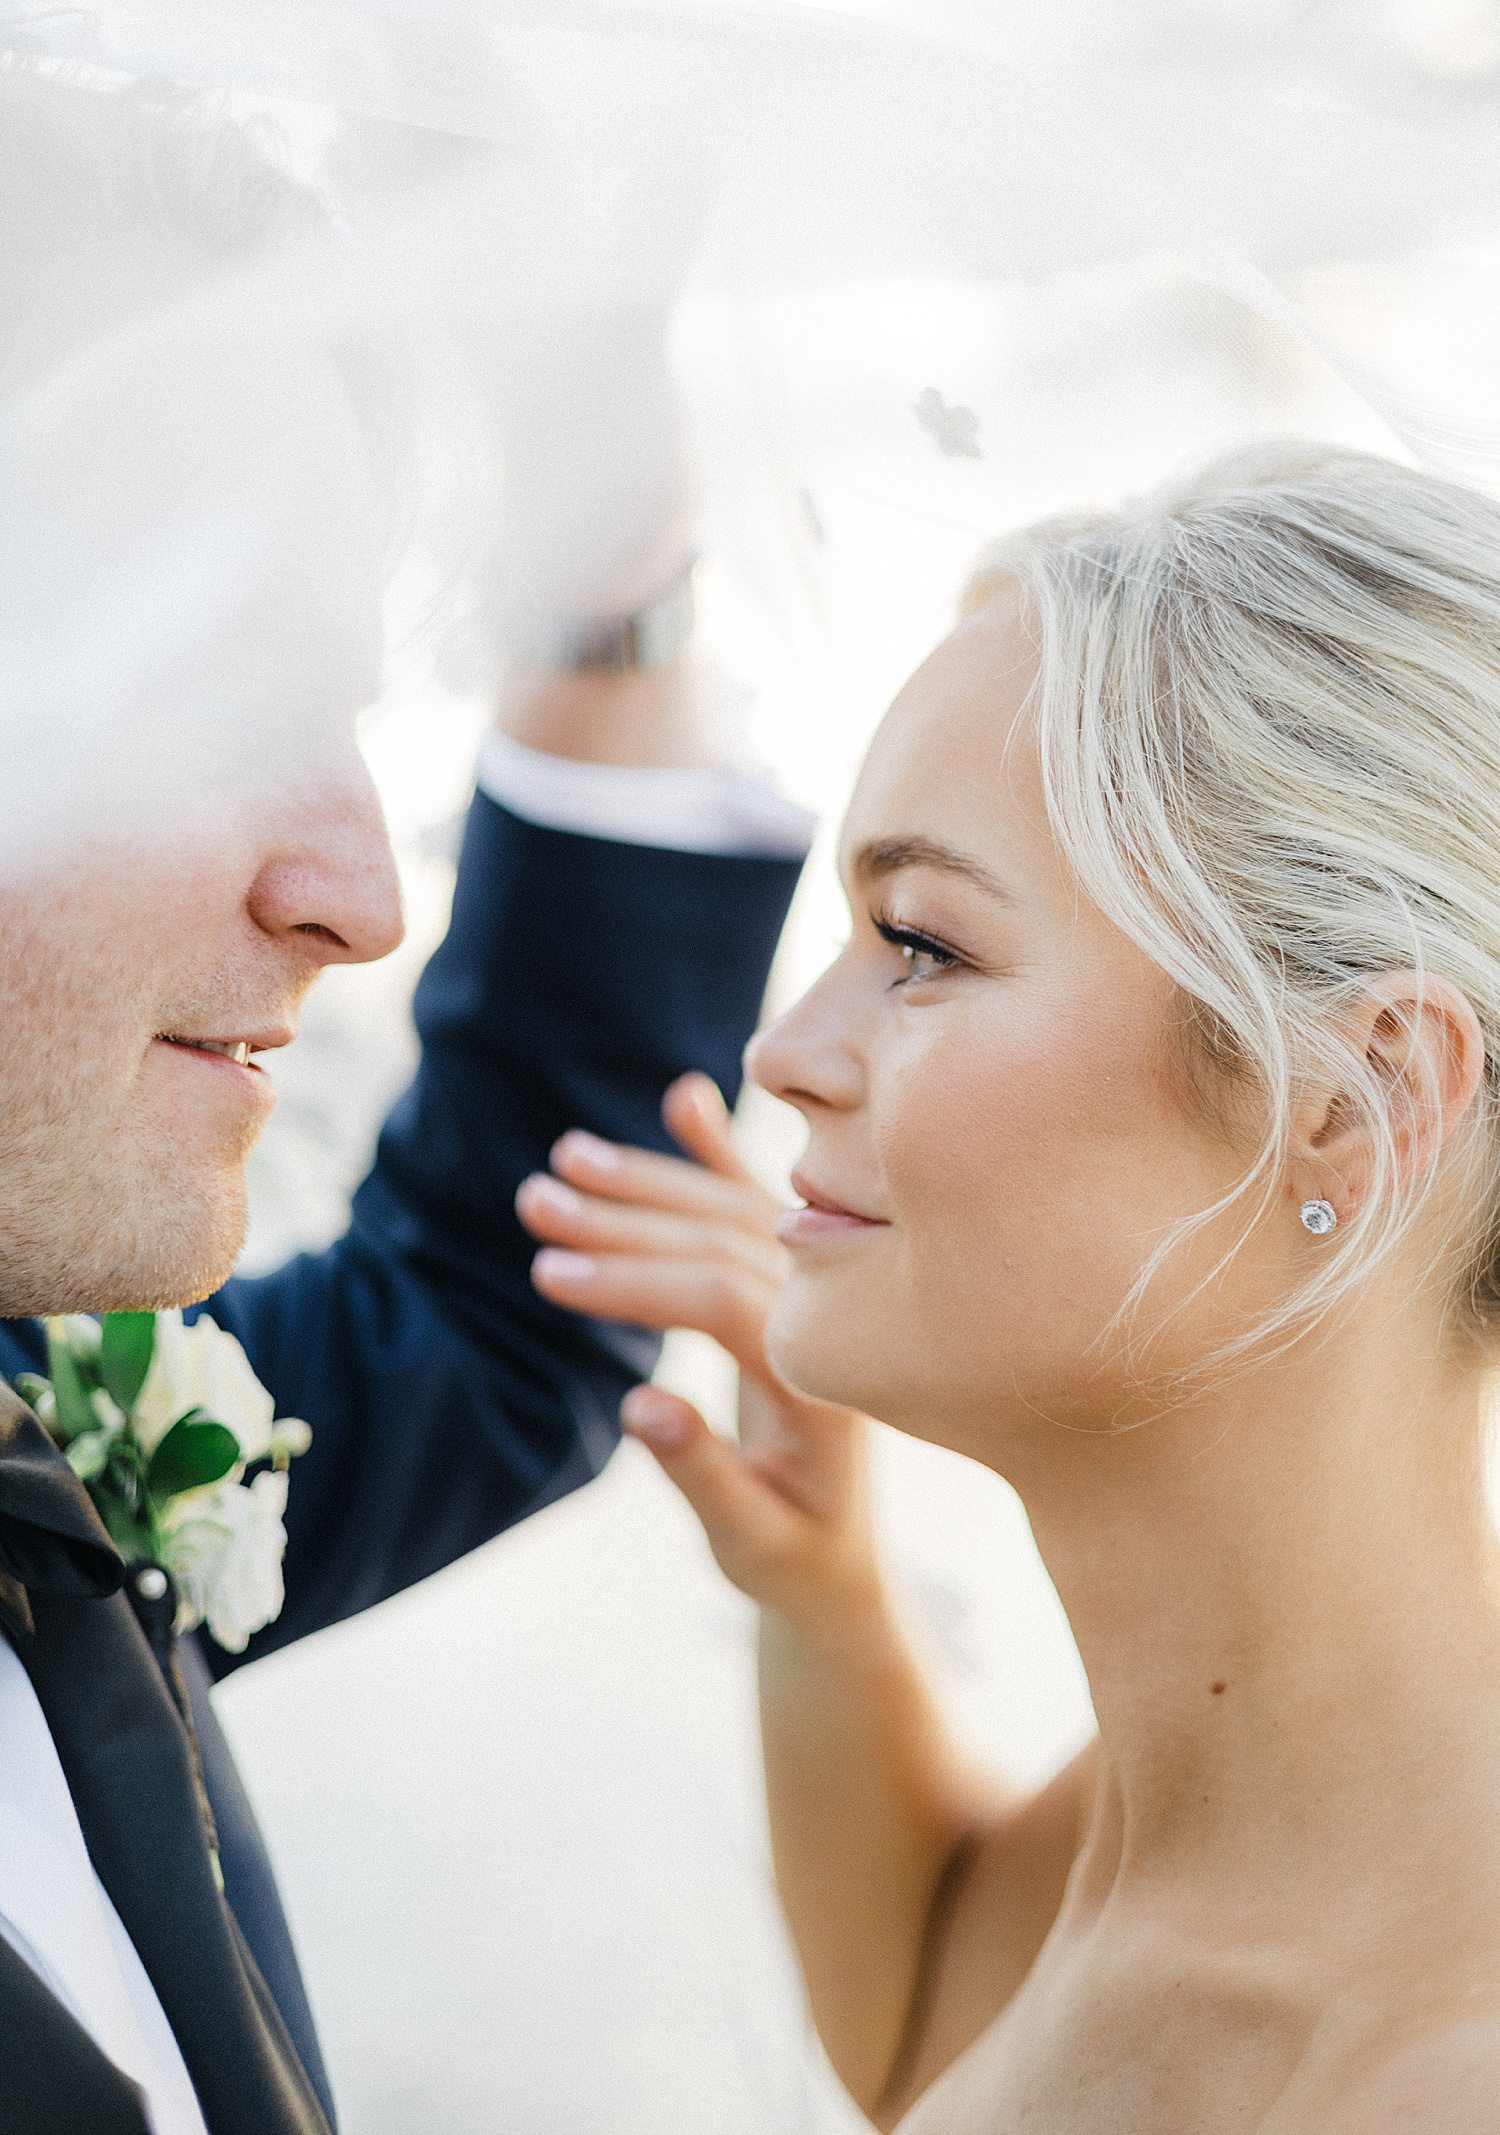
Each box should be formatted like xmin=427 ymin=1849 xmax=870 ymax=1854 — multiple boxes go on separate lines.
xmin=883 ymin=1016 xmax=1048 ymax=1219
xmin=881 ymin=1015 xmax=1135 ymax=1328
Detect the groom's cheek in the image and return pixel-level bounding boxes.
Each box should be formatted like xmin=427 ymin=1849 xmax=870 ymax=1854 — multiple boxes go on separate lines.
xmin=0 ymin=828 xmax=281 ymax=1308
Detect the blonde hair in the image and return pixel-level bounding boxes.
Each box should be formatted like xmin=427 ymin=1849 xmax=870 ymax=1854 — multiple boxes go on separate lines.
xmin=963 ymin=442 xmax=1500 ymax=1390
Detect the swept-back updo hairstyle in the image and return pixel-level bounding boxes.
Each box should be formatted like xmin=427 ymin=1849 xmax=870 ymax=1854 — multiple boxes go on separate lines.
xmin=963 ymin=443 xmax=1500 ymax=1388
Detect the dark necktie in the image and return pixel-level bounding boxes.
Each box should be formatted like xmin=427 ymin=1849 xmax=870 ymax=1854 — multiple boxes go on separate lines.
xmin=0 ymin=1387 xmax=125 ymax=1641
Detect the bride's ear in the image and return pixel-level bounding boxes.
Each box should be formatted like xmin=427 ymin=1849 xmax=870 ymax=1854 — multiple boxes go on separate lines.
xmin=1293 ymin=971 xmax=1488 ymax=1220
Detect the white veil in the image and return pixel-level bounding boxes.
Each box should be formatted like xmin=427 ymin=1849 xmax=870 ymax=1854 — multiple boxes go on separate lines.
xmin=7 ymin=0 xmax=1500 ymax=872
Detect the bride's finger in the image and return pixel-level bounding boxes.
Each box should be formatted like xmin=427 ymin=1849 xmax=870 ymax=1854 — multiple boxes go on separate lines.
xmin=516 ymin=1173 xmax=786 ymax=1281
xmin=531 ymin=1245 xmax=775 ymax=1368
xmin=661 ymin=1073 xmax=759 ymax=1184
xmin=550 ymin=1125 xmax=781 ymax=1228
xmin=621 ymin=1384 xmax=810 ymax=1590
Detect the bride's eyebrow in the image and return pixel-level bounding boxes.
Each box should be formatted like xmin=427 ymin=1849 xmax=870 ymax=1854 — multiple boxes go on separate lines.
xmin=849 ymin=834 xmax=1019 ymax=906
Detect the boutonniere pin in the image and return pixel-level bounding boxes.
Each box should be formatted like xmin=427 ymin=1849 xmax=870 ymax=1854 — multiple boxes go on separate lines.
xmin=16 ymin=1311 xmax=311 ymax=1653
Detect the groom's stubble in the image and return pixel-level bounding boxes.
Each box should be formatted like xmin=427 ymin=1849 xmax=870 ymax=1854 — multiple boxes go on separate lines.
xmin=0 ymin=845 xmax=277 ymax=1317
xmin=0 ymin=775 xmax=402 ymax=1320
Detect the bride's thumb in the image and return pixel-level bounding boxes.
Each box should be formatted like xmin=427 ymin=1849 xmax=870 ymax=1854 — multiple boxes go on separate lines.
xmin=621 ymin=1383 xmax=787 ymax=1571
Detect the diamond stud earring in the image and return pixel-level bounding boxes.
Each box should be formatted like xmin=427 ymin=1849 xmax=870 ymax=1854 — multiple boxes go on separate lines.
xmin=1299 ymin=1198 xmax=1338 ymax=1235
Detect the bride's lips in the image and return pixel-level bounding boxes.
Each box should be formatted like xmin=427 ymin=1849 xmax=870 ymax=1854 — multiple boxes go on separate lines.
xmin=777 ymin=1170 xmax=889 ymax=1247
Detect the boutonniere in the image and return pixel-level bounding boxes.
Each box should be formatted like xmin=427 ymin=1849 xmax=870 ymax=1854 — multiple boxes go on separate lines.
xmin=16 ymin=1311 xmax=311 ymax=1653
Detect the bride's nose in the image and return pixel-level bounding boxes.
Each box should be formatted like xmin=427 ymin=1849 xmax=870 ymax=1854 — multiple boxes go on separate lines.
xmin=745 ymin=972 xmax=865 ymax=1114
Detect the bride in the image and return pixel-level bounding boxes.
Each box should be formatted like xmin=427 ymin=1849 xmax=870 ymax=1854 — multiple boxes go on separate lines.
xmin=518 ymin=440 xmax=1500 ymax=2131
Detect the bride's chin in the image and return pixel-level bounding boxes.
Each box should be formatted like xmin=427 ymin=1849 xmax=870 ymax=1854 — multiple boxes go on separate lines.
xmin=765 ymin=1290 xmax=877 ymax=1412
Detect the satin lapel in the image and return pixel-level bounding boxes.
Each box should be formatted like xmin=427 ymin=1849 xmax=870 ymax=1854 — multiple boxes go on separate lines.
xmin=0 ymin=1932 xmax=151 ymax=2134
xmin=15 ymin=1587 xmax=330 ymax=2135
xmin=179 ymin=1635 xmax=339 ymax=2131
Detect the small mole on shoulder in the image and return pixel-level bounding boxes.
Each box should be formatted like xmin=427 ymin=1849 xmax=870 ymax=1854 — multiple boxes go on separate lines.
xmin=1210 ymin=1680 xmax=1227 ymax=1695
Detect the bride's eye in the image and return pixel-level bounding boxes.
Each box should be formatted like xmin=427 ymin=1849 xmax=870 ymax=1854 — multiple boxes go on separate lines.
xmin=871 ymin=913 xmax=961 ymax=987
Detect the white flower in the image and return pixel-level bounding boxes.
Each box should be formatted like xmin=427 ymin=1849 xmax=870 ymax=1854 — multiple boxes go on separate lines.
xmin=133 ymin=1310 xmax=276 ymax=1462
xmin=162 ymin=1470 xmax=290 ymax=1654
xmin=89 ymin=1387 xmax=126 ymax=1434
xmin=268 ymin=1416 xmax=313 ymax=1463
xmin=58 ymin=1314 xmax=103 ymax=1361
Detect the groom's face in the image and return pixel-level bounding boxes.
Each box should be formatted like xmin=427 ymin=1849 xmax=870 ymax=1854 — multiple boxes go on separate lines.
xmin=0 ymin=754 xmax=404 ymax=1318
xmin=0 ymin=319 xmax=408 ymax=1318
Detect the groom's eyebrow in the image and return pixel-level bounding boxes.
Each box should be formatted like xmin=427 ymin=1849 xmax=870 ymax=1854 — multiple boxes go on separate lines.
xmin=851 ymin=834 xmax=1018 ymax=904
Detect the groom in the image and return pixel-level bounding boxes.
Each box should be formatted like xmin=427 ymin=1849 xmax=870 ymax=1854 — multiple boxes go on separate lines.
xmin=0 ymin=66 xmax=807 ymax=2135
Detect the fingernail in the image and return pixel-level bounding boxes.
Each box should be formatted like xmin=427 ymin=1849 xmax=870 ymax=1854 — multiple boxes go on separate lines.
xmin=520 ymin=1175 xmax=581 ymax=1215
xmin=554 ymin=1131 xmax=619 ymax=1173
xmin=622 ymin=1386 xmax=689 ymax=1451
xmin=533 ymin=1248 xmax=596 ymax=1285
xmin=690 ymin=1076 xmax=728 ymax=1121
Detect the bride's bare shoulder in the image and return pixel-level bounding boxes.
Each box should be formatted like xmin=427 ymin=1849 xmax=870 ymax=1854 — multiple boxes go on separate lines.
xmin=1289 ymin=2012 xmax=1500 ymax=2134
xmin=873 ymin=1736 xmax=1102 ymax=2130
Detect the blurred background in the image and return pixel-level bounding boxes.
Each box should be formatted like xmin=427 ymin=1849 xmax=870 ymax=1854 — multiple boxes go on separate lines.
xmin=14 ymin=0 xmax=1500 ymax=2124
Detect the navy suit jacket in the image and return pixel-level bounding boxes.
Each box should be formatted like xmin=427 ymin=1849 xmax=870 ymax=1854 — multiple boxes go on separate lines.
xmin=0 ymin=789 xmax=803 ymax=2132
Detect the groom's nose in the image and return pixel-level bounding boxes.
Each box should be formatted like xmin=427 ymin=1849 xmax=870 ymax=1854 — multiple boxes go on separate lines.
xmin=245 ymin=757 xmax=405 ymax=968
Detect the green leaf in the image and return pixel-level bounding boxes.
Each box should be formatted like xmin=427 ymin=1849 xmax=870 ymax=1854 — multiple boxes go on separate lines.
xmin=94 ymin=1488 xmax=155 ymax=1564
xmin=44 ymin=1324 xmax=98 ymax=1442
xmin=147 ymin=1416 xmax=240 ymax=1499
xmin=99 ymin=1312 xmax=156 ymax=1412
xmin=66 ymin=1431 xmax=113 ymax=1483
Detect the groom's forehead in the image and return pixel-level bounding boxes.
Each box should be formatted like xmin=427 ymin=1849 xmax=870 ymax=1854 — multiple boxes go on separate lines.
xmin=2 ymin=225 xmax=204 ymax=405
xmin=0 ymin=73 xmax=389 ymax=879
xmin=0 ymin=338 xmax=385 ymax=879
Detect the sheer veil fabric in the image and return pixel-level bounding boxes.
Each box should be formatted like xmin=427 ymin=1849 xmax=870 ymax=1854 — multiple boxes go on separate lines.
xmin=6 ymin=0 xmax=1500 ymax=868
xmin=7 ymin=8 xmax=1500 ymax=2129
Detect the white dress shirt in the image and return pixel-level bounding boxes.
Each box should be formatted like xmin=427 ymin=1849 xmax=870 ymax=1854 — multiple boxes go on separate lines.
xmin=476 ymin=728 xmax=817 ymax=857
xmin=0 ymin=1634 xmax=210 ymax=2135
xmin=0 ymin=739 xmax=815 ymax=2130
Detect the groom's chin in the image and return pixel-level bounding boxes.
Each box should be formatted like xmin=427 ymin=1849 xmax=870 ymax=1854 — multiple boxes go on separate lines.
xmin=3 ymin=1168 xmax=251 ymax=1320
xmin=110 ymin=1108 xmax=259 ymax=1311
xmin=114 ymin=1173 xmax=250 ymax=1315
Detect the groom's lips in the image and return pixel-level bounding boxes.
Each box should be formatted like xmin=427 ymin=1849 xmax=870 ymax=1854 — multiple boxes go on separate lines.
xmin=155 ymin=1027 xmax=294 ymax=1058
xmin=151 ymin=1027 xmax=292 ymax=1111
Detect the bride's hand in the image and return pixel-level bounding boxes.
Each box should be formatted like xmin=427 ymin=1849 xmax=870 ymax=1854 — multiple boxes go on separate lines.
xmin=515 ymin=1074 xmax=880 ymax=1630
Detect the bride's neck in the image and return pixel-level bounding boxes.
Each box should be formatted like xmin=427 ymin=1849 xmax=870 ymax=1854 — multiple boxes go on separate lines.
xmin=1010 ymin=1318 xmax=1500 ymax=1884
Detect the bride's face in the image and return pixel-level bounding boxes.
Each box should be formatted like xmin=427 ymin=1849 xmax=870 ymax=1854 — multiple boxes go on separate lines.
xmin=748 ymin=601 xmax=1276 ymax=1456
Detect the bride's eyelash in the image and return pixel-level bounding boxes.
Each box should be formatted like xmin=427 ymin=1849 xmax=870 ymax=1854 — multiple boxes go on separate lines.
xmin=870 ymin=910 xmax=963 ymax=980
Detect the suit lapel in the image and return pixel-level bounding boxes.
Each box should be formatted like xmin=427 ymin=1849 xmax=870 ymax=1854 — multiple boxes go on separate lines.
xmin=178 ymin=1635 xmax=339 ymax=2130
xmin=16 ymin=1585 xmax=330 ymax=2135
xmin=0 ymin=1932 xmax=151 ymax=2134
